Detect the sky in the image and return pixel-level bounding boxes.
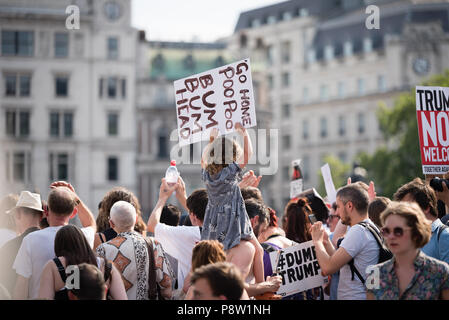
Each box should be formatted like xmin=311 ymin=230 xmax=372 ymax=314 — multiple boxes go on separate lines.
xmin=131 ymin=0 xmax=283 ymax=42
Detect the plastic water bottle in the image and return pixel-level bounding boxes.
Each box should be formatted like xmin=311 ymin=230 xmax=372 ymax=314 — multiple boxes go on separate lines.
xmin=165 ymin=160 xmax=179 ymax=186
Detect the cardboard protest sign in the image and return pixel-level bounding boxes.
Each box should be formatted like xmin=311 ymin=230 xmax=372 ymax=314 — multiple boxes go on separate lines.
xmin=290 ymin=159 xmax=303 ymax=199
xmin=173 ymin=59 xmax=256 ymax=146
xmin=269 ymin=241 xmax=325 ymax=297
xmin=321 ymin=163 xmax=337 ymax=204
xmin=416 ymin=86 xmax=449 ymax=174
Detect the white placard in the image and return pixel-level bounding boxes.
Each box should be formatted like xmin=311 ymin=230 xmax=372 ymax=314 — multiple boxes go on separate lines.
xmin=269 ymin=241 xmax=325 ymax=297
xmin=321 ymin=163 xmax=337 ymax=204
xmin=173 ymin=58 xmax=256 ymax=146
xmin=290 ymin=179 xmax=303 ymax=199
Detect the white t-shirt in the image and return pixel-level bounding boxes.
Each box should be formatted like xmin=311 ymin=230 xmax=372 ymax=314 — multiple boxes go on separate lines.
xmin=338 ymin=219 xmax=379 ymax=300
xmin=13 ymin=225 xmax=95 ymax=299
xmin=0 ymin=228 xmax=17 ymax=249
xmin=154 ymin=223 xmax=201 ymax=288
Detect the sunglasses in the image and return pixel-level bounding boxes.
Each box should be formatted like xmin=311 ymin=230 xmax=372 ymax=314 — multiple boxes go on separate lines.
xmin=381 ymin=226 xmax=411 ymax=237
xmin=329 ymin=214 xmax=340 ymax=220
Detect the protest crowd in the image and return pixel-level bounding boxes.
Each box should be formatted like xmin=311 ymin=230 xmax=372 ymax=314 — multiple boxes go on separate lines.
xmin=0 ymin=117 xmax=448 ymax=301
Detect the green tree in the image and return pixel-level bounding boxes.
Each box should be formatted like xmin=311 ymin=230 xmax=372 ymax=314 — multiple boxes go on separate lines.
xmin=317 ymin=155 xmax=351 ymax=199
xmin=358 ymin=70 xmax=449 ymax=198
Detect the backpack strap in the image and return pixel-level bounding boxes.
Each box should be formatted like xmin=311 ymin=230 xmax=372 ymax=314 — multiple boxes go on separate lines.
xmin=144 ymin=237 xmax=160 ymax=300
xmin=99 ymin=232 xmax=106 ymax=244
xmin=348 ymin=259 xmax=366 ymax=284
xmin=53 ymin=258 xmax=67 ymax=283
xmin=103 ymin=259 xmax=112 ymax=283
xmin=347 ymin=222 xmax=382 ymax=284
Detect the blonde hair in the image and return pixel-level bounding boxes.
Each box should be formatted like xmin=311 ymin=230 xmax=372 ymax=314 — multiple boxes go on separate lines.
xmin=204 ymin=136 xmax=242 ymax=176
xmin=380 ymin=201 xmax=431 ymax=248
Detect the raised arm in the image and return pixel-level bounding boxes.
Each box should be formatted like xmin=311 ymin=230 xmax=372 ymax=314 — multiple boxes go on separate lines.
xmin=147 ymin=178 xmax=176 ymax=233
xmin=175 ymin=176 xmax=188 ymax=211
xmin=50 ymin=181 xmax=96 ymax=229
xmin=235 ymin=123 xmax=253 ymax=169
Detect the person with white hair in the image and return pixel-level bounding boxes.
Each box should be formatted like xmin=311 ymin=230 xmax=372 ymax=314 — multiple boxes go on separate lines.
xmin=96 ymin=201 xmax=174 ymax=300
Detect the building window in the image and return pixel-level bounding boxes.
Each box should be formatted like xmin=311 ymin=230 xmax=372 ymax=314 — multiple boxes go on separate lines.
xmin=107 ymin=112 xmax=119 ymax=136
xmin=251 ymin=19 xmax=261 ymax=28
xmin=99 ymin=78 xmax=104 ymax=98
xmin=54 ymin=33 xmax=69 ymax=58
xmin=49 ymin=111 xmax=73 ymax=138
xmin=6 ymin=151 xmax=31 ymax=183
xmin=307 ymin=49 xmax=316 ymax=64
xmin=100 ymin=77 xmax=126 ymax=99
xmin=344 ymin=41 xmax=353 ymax=57
xmin=121 ymin=79 xmax=126 ymax=98
xmin=107 ymin=77 xmax=117 ymax=98
xmin=320 ymin=85 xmax=328 ymax=101
xmin=55 ymin=76 xmax=69 ymax=97
xmin=4 ymin=73 xmax=31 ymax=97
xmin=358 ymin=113 xmax=365 ymax=134
xmin=282 ymin=135 xmax=291 ymax=149
xmin=357 ymin=78 xmax=365 ymax=96
xmin=266 ymin=45 xmax=274 ymax=65
xmin=107 ymin=157 xmax=119 ymax=181
xmin=283 ymin=11 xmax=293 ymax=21
xmin=338 ymin=115 xmax=346 ymax=136
xmin=282 ymin=103 xmax=290 ymax=118
xmin=158 ymin=128 xmax=169 ymax=159
xmin=281 ymin=41 xmax=290 ymax=64
xmin=282 ymin=72 xmax=290 ymax=88
xmin=302 ymin=119 xmax=309 ymax=140
xmin=320 ymin=117 xmax=327 ymax=138
xmin=363 ymin=38 xmax=373 ymax=53
xmin=324 ymin=45 xmax=334 ymax=61
xmin=267 ymin=15 xmax=277 ymax=25
xmin=378 ymin=75 xmax=386 ymax=92
xmin=107 ymin=37 xmax=119 ymax=59
xmin=5 ymin=110 xmax=30 ymax=137
xmin=1 ymin=31 xmax=34 ymax=56
xmin=49 ymin=153 xmax=70 ymax=181
xmin=337 ymin=81 xmax=344 ymax=99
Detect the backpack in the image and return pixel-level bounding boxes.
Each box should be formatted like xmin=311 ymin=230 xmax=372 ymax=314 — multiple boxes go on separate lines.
xmin=347 ymin=221 xmax=393 ymax=284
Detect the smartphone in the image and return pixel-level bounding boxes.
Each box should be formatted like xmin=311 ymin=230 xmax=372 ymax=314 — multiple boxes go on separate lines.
xmin=309 ymin=214 xmax=317 ymax=224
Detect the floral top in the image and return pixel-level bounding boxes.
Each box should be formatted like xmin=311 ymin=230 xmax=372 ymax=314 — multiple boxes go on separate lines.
xmin=366 ymin=251 xmax=449 ymax=300
xmin=96 ymin=231 xmax=174 ymax=300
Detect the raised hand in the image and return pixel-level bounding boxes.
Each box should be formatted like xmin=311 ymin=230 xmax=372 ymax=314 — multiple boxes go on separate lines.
xmin=368 ymin=181 xmax=377 ymax=202
xmin=159 ymin=178 xmax=177 ymax=201
xmin=209 ymin=127 xmax=219 ymax=143
xmin=311 ymin=221 xmax=324 ymax=243
xmin=235 ymin=122 xmax=246 ymax=136
xmin=239 ymin=170 xmax=262 ymax=188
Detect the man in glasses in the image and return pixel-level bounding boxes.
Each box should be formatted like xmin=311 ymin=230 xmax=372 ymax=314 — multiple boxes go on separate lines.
xmin=311 ymin=184 xmax=380 ymax=300
xmin=394 ymin=178 xmax=449 ymax=264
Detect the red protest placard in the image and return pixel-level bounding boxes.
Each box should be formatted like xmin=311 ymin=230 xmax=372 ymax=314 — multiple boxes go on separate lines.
xmin=416 ymin=86 xmax=449 ymax=175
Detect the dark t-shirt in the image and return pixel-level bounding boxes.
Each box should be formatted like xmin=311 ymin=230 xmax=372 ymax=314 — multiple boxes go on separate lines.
xmin=0 ymin=227 xmax=39 ymax=294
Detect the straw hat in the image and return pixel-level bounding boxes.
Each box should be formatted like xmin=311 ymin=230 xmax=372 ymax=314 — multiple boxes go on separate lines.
xmin=6 ymin=191 xmax=43 ymax=214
